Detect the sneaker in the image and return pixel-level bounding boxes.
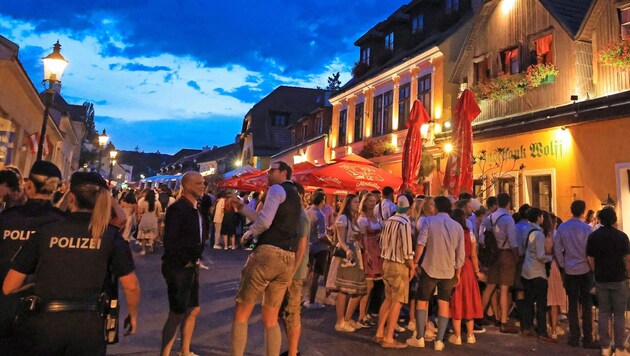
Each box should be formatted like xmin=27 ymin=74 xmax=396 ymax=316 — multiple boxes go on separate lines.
xmin=406 ymin=336 xmax=425 ymax=348
xmin=358 ymin=318 xmax=372 ymax=328
xmin=363 ymin=315 xmax=376 ymax=326
xmin=538 ymin=334 xmax=557 ymax=343
xmin=347 ymin=320 xmax=364 ymax=330
xmin=177 ymin=352 xmax=199 ymax=356
xmin=244 ymin=247 xmax=253 ymax=251
xmin=213 ymin=245 xmax=222 ymax=250
xmin=223 ymin=246 xmax=228 ymax=250
xmin=601 ymin=347 xmax=611 ymax=356
xmin=230 ymin=245 xmax=237 ymax=250
xmin=407 ymin=321 xmax=416 ymax=332
xmin=473 ymin=323 xmax=486 ymax=334
xmin=448 ymin=334 xmax=462 ymax=345
xmin=334 ymin=321 xmax=355 ymax=333
xmin=394 ymin=324 xmax=405 ymax=333
xmin=427 ymin=321 xmax=438 ymax=333
xmin=467 ymin=334 xmax=476 ymax=344
xmin=424 ymin=328 xmax=436 ymax=341
xmin=306 ymin=302 xmax=325 ymax=310
xmin=434 ymin=340 xmax=445 ymax=351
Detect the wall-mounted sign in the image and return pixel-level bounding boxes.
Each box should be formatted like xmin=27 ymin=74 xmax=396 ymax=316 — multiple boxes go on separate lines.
xmin=477 ymin=139 xmax=564 ymax=162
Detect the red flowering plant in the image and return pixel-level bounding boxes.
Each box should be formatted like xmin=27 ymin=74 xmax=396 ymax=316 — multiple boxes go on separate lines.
xmin=597 ymin=39 xmax=630 ymax=71
xmin=472 ymin=74 xmax=527 ymax=101
xmin=525 ymin=63 xmax=559 ymax=87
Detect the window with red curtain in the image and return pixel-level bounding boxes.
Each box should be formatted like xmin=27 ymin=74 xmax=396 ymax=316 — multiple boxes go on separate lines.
xmin=474 ymin=58 xmax=489 ymax=83
xmin=501 ymin=47 xmax=520 ymax=74
xmin=621 ymin=8 xmax=630 ymax=40
xmin=533 ymin=34 xmax=553 ymax=64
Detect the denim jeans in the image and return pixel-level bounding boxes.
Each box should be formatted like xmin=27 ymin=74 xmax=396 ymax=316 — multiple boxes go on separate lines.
xmin=564 ymin=272 xmax=594 ymax=343
xmin=595 ymin=281 xmax=629 ymax=349
xmin=522 ymin=277 xmax=548 ymax=335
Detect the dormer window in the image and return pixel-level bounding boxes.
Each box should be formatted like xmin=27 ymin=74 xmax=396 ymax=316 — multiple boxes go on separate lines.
xmin=302 ymin=124 xmax=308 ymax=140
xmin=361 ymin=47 xmax=371 ymax=65
xmin=445 ymin=0 xmax=460 ymax=14
xmin=501 ymin=47 xmax=520 ymax=74
xmin=412 ymin=13 xmax=424 ymax=33
xmin=272 ymin=114 xmax=288 ymax=126
xmin=385 ymin=32 xmax=394 ymax=51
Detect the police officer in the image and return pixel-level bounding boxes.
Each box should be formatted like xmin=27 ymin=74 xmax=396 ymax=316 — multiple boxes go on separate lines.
xmin=0 ymin=161 xmax=66 ymax=350
xmin=2 ymin=172 xmax=141 ymax=356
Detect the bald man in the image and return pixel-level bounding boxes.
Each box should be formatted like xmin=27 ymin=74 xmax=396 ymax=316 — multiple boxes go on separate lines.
xmin=160 ymin=172 xmax=206 ymax=356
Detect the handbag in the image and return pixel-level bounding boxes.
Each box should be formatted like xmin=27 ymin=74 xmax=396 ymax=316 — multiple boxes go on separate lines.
xmin=332 ymin=245 xmax=347 ymax=259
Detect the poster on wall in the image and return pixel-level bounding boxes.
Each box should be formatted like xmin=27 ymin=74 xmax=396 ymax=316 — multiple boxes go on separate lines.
xmin=0 ymin=118 xmax=15 ymax=168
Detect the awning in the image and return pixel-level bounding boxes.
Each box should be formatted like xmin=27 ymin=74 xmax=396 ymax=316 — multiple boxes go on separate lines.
xmin=223 ymin=165 xmax=257 ymax=179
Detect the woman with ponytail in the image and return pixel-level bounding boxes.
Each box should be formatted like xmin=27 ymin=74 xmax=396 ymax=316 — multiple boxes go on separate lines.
xmin=3 ymin=171 xmax=141 ymax=355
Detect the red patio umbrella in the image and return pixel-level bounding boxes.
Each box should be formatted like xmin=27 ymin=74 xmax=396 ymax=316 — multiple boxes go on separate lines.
xmin=217 ymin=170 xmax=264 ymax=191
xmin=443 ymin=89 xmax=481 ymax=195
xmin=293 ymin=159 xmax=402 ymax=192
xmin=401 ymin=100 xmax=431 ymax=194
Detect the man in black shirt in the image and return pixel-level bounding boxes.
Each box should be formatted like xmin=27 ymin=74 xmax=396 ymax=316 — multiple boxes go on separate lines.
xmin=160 ymin=171 xmax=206 ymax=356
xmin=586 ymin=207 xmax=630 ymax=356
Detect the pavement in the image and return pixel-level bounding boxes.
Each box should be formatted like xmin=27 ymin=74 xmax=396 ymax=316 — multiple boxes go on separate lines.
xmin=108 ymin=246 xmax=602 ymax=356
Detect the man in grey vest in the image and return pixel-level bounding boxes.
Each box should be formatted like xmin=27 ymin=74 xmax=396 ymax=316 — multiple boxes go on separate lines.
xmin=229 ymin=161 xmax=303 ymax=356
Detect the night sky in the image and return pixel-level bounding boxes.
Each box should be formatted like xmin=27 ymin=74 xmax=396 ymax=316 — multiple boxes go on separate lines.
xmin=1 ymin=1 xmax=407 ymax=154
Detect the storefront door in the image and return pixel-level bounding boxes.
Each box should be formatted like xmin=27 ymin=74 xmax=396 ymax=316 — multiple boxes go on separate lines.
xmin=529 ymin=175 xmax=552 ymax=212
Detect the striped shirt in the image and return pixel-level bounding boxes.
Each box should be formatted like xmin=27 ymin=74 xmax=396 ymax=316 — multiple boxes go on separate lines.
xmin=380 ymin=213 xmax=414 ymax=264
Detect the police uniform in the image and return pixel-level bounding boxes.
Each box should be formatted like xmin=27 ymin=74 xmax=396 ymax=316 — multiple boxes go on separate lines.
xmin=8 ymin=174 xmax=135 ymax=356
xmin=0 ymin=161 xmax=66 ymax=352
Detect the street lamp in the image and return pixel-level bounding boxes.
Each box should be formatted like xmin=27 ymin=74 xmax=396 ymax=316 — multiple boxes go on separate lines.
xmin=108 ymin=149 xmax=118 ymax=187
xmin=96 ymin=130 xmax=109 ymax=173
xmin=39 ymin=41 xmax=68 ymax=160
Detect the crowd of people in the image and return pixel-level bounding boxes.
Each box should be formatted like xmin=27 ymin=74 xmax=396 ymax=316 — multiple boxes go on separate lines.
xmin=0 ymin=158 xmax=628 ymax=356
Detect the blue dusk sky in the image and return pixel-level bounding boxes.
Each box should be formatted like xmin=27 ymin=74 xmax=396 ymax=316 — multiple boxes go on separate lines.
xmin=1 ymin=1 xmax=407 ymax=154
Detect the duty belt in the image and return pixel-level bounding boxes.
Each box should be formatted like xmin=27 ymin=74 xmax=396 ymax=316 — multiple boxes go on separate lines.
xmin=40 ymin=300 xmax=100 ymax=313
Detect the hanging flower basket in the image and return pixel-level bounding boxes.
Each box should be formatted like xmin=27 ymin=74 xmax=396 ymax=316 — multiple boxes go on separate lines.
xmin=357 ymin=139 xmax=396 ymax=158
xmin=418 ymin=152 xmax=436 ymax=181
xmin=597 ymin=39 xmax=630 ymax=71
xmin=526 ymin=63 xmax=559 ymax=87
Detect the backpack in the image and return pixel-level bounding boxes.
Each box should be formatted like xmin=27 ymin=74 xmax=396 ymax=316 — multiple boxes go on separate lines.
xmin=478 ymin=214 xmax=508 ymax=267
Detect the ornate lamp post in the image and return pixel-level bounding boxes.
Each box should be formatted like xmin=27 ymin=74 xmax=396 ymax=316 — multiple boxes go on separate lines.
xmin=108 ymin=149 xmax=118 ymax=187
xmin=97 ymin=130 xmax=109 ymax=173
xmin=39 ymin=41 xmax=68 ymax=160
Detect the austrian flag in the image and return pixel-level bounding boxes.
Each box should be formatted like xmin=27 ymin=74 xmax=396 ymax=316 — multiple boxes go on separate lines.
xmin=27 ymin=133 xmax=51 ymax=155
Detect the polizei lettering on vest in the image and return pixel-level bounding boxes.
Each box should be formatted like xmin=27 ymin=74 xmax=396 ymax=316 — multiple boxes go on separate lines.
xmin=3 ymin=230 xmax=36 ymax=241
xmin=49 ymin=237 xmax=102 ymax=250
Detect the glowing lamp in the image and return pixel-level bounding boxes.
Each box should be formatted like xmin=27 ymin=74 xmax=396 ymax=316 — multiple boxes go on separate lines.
xmin=42 ymin=41 xmax=68 ymax=83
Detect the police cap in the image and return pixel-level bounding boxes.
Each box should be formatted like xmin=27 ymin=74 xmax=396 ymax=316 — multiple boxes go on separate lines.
xmin=30 ymin=160 xmax=62 ymax=180
xmin=70 ymin=172 xmax=108 ymax=190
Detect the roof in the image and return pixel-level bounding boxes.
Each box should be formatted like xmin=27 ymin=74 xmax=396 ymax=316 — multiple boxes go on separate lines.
xmin=246 ymin=86 xmax=330 ymax=156
xmin=539 ymin=0 xmax=595 ymax=38
xmin=335 ymin=11 xmax=472 ymax=98
xmin=168 ymin=149 xmax=202 ymax=164
xmin=196 ymin=143 xmax=239 ymax=163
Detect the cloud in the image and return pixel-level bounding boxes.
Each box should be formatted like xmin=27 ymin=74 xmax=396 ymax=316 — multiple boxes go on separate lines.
xmin=115 ymin=63 xmax=172 ymax=72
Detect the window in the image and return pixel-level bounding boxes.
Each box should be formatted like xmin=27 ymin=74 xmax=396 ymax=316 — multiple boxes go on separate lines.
xmin=302 ymin=125 xmax=308 ymax=140
xmin=385 ymin=32 xmax=394 ymax=51
xmin=473 ymin=179 xmax=484 ymax=199
xmin=501 ymin=47 xmax=520 ymax=74
xmin=398 ymin=83 xmax=411 ymax=129
xmin=417 ymin=74 xmax=432 ymax=114
xmin=412 ymin=13 xmax=424 ymax=33
xmin=382 ymin=91 xmax=393 ymax=134
xmin=354 ymin=102 xmax=364 ymax=141
xmin=445 ymin=0 xmax=459 ymax=13
xmin=290 ymin=129 xmax=296 ymax=145
xmin=316 ymin=115 xmax=323 ymax=134
xmin=527 ymin=175 xmax=552 ymax=212
xmin=372 ymin=95 xmax=383 ymax=137
xmin=272 ymin=114 xmax=288 ymax=126
xmin=338 ymin=109 xmax=347 ymax=147
xmin=361 ymin=47 xmax=371 ymax=65
xmin=532 ymin=35 xmax=553 ymax=64
xmin=622 ymin=8 xmax=630 ymax=40
xmin=474 ymin=58 xmax=490 ymax=84
xmin=497 ymin=177 xmax=516 ymax=202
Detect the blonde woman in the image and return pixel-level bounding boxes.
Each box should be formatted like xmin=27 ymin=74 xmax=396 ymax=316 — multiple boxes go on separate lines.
xmin=355 ymin=193 xmax=384 ymax=328
xmin=327 ymin=194 xmax=367 ymax=333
